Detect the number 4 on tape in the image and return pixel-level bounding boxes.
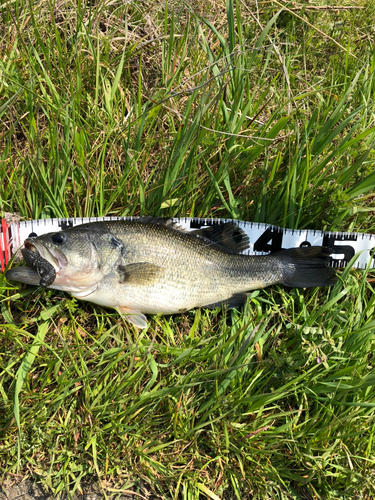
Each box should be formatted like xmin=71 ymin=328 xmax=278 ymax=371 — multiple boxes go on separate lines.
xmin=1 ymin=215 xmax=375 ymax=272
xmin=253 ymin=227 xmax=283 ymax=253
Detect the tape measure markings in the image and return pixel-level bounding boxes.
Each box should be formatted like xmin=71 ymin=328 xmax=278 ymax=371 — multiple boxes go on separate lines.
xmin=1 ymin=216 xmax=375 ymax=271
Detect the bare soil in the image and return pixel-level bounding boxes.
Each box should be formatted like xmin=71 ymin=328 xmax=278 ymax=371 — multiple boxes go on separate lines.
xmin=0 ymin=479 xmax=154 ymax=500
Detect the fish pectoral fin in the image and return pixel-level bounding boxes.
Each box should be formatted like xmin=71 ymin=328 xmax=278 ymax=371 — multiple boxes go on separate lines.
xmin=117 ymin=262 xmax=162 ymax=285
xmin=203 ymin=292 xmax=248 ymax=310
xmin=191 ymin=222 xmax=250 ymax=253
xmin=117 ymin=306 xmax=148 ymax=329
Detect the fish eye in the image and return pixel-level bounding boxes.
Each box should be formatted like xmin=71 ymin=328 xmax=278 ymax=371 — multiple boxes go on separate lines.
xmin=52 ymin=233 xmax=66 ymax=245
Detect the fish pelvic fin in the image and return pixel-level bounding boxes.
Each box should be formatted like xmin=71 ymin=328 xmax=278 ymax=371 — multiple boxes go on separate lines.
xmin=278 ymin=246 xmax=337 ymax=288
xmin=117 ymin=306 xmax=148 ymax=329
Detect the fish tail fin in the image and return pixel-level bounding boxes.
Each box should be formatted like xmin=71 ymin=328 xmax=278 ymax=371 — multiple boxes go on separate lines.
xmin=278 ymin=246 xmax=337 ymax=288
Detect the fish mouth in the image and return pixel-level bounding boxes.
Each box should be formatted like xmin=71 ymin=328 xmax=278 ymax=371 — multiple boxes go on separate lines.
xmin=24 ymin=238 xmax=67 ymax=271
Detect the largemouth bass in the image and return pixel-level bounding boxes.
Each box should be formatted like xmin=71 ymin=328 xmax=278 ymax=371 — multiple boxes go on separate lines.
xmin=6 ymin=218 xmax=337 ymax=328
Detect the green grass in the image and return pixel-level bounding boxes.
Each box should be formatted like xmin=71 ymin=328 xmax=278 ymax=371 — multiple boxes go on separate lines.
xmin=1 ymin=0 xmax=375 ymax=498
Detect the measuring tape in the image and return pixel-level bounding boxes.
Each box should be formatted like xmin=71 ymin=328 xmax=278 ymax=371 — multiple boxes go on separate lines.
xmin=1 ymin=215 xmax=375 ymax=272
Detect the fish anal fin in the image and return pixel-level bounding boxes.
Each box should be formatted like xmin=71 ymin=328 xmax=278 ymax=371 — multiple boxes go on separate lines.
xmin=204 ymin=292 xmax=248 ymax=310
xmin=192 ymin=222 xmax=250 ymax=253
xmin=117 ymin=306 xmax=148 ymax=329
xmin=117 ymin=262 xmax=162 ymax=285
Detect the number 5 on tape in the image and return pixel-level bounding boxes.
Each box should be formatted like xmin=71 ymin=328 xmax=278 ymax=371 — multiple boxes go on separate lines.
xmin=1 ymin=215 xmax=375 ymax=272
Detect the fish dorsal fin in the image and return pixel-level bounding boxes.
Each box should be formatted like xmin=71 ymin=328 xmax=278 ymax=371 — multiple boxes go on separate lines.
xmin=117 ymin=306 xmax=148 ymax=328
xmin=192 ymin=222 xmax=250 ymax=253
xmin=138 ymin=216 xmax=175 ymax=226
xmin=138 ymin=218 xmax=249 ymax=253
xmin=117 ymin=262 xmax=162 ymax=285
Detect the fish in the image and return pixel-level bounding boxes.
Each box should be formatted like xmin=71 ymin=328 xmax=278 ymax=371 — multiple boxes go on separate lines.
xmin=6 ymin=218 xmax=337 ymax=328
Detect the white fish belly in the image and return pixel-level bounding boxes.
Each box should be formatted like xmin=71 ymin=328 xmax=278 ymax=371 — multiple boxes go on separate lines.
xmin=74 ymin=272 xmax=238 ymax=315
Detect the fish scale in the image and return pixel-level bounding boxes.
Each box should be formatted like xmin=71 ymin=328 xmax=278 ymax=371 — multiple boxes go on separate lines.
xmin=6 ymin=218 xmax=337 ymax=328
xmin=98 ymin=221 xmax=273 ymax=310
